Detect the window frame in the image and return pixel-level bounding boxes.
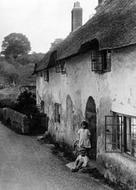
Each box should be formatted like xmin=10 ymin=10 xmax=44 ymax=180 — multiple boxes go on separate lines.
xmin=55 ymin=64 xmax=61 ymax=73
xmin=54 ymin=103 xmax=61 ymax=123
xmin=55 ymin=61 xmax=66 ymax=74
xmin=40 ymin=72 xmax=43 ymax=77
xmin=43 ymin=70 xmax=49 ymax=82
xmin=105 ymin=115 xmax=123 ymax=153
xmin=91 ymin=50 xmax=111 ymax=73
xmin=105 ymin=113 xmax=136 ymax=158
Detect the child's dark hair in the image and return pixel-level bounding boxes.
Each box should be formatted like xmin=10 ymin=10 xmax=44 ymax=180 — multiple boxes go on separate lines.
xmin=81 ymin=120 xmax=88 ymax=128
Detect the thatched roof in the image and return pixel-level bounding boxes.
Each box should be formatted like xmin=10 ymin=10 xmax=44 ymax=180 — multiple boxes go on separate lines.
xmin=34 ymin=51 xmax=52 ymax=72
xmin=35 ymin=0 xmax=136 ymax=72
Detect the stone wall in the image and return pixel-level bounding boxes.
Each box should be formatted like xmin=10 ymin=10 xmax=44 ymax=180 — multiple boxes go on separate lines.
xmin=98 ymin=153 xmax=136 ymax=189
xmin=0 ymin=108 xmax=29 ymax=134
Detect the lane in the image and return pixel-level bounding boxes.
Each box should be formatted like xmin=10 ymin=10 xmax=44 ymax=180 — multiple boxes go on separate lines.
xmin=0 ymin=122 xmax=112 ymax=190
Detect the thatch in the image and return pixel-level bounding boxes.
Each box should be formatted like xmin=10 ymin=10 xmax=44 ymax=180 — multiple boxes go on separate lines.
xmin=35 ymin=0 xmax=136 ymax=72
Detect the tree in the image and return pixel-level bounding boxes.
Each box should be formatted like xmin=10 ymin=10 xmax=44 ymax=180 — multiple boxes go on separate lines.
xmin=0 ymin=59 xmax=19 ymax=85
xmin=1 ymin=33 xmax=31 ymax=59
xmin=16 ymin=52 xmax=45 ymax=65
xmin=6 ymin=73 xmax=19 ymax=86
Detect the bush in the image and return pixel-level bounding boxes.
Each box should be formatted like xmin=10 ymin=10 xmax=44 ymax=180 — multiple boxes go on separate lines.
xmin=0 ymin=98 xmax=16 ymax=109
xmin=14 ymin=90 xmax=39 ymax=116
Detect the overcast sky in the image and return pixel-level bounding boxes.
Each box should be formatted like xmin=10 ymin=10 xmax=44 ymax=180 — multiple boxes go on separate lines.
xmin=0 ymin=0 xmax=97 ymax=53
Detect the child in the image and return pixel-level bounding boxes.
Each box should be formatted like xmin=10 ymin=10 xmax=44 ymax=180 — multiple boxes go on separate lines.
xmin=37 ymin=131 xmax=49 ymax=144
xmin=77 ymin=120 xmax=91 ymax=155
xmin=71 ymin=149 xmax=89 ymax=172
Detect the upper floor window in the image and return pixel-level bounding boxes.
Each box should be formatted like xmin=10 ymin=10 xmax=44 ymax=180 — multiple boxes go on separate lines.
xmin=91 ymin=50 xmax=111 ymax=73
xmin=56 ymin=61 xmax=66 ymax=74
xmin=105 ymin=113 xmax=136 ymax=157
xmin=44 ymin=70 xmax=49 ymax=82
xmin=40 ymin=72 xmax=43 ymax=77
xmin=40 ymin=100 xmax=44 ymax=113
xmin=54 ymin=103 xmax=61 ymax=123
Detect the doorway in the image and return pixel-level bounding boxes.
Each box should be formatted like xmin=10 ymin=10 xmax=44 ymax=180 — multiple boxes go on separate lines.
xmin=85 ymin=96 xmax=97 ymax=160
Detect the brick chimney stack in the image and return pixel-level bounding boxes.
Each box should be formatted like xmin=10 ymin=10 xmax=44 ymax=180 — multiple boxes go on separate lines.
xmin=98 ymin=0 xmax=103 ymax=4
xmin=71 ymin=1 xmax=82 ymax=32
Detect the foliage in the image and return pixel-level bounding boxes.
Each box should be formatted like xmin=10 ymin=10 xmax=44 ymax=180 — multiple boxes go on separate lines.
xmin=1 ymin=33 xmax=31 ymax=59
xmin=15 ymin=90 xmax=39 ymax=116
xmin=0 ymin=59 xmax=19 ymax=85
xmin=6 ymin=73 xmax=19 ymax=85
xmin=16 ymin=52 xmax=45 ymax=65
xmin=0 ymin=98 xmax=16 ymax=109
xmin=0 ymin=56 xmax=36 ymax=86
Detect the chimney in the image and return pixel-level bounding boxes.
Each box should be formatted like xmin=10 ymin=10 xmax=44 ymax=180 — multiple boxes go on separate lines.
xmin=96 ymin=0 xmax=105 ymax=12
xmin=71 ymin=1 xmax=82 ymax=32
xmin=98 ymin=0 xmax=103 ymax=4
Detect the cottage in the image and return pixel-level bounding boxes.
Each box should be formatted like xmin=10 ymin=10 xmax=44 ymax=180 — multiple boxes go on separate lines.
xmin=34 ymin=0 xmax=136 ymax=187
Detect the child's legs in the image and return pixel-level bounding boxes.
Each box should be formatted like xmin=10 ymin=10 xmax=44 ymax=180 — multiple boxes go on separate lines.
xmin=75 ymin=160 xmax=83 ymax=170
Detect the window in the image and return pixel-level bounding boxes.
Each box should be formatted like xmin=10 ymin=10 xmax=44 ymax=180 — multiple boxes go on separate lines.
xmin=105 ymin=115 xmax=122 ymax=152
xmin=54 ymin=103 xmax=61 ymax=123
xmin=40 ymin=100 xmax=44 ymax=113
xmin=40 ymin=72 xmax=43 ymax=77
xmin=56 ymin=64 xmax=61 ymax=73
xmin=55 ymin=61 xmax=66 ymax=74
xmin=61 ymin=62 xmax=66 ymax=74
xmin=91 ymin=50 xmax=111 ymax=73
xmin=44 ymin=70 xmax=49 ymax=82
xmin=105 ymin=113 xmax=136 ymax=157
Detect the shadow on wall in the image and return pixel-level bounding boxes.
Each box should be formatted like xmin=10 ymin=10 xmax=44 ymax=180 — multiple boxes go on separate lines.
xmin=97 ymin=96 xmax=112 ymax=154
xmin=66 ymin=95 xmax=83 ymax=144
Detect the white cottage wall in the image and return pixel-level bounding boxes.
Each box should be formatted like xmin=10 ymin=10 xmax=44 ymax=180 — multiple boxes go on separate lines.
xmin=36 ymin=44 xmax=136 ymax=156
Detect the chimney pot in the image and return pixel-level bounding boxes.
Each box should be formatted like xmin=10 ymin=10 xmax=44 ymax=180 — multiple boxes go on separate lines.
xmin=74 ymin=1 xmax=80 ymax=8
xmin=98 ymin=0 xmax=105 ymax=5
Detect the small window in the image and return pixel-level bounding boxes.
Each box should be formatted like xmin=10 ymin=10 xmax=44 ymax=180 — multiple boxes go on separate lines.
xmin=41 ymin=100 xmax=44 ymax=113
xmin=105 ymin=115 xmax=122 ymax=152
xmin=44 ymin=70 xmax=49 ymax=82
xmin=54 ymin=103 xmax=61 ymax=123
xmin=91 ymin=50 xmax=111 ymax=73
xmin=61 ymin=62 xmax=66 ymax=74
xmin=55 ymin=61 xmax=66 ymax=74
xmin=40 ymin=72 xmax=43 ymax=77
xmin=105 ymin=113 xmax=136 ymax=157
xmin=56 ymin=64 xmax=61 ymax=73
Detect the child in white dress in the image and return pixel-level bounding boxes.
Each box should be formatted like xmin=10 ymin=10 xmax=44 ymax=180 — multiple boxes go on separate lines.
xmin=77 ymin=120 xmax=91 ymax=155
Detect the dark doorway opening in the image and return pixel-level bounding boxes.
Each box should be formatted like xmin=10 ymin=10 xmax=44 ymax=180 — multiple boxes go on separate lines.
xmin=85 ymin=96 xmax=97 ymax=160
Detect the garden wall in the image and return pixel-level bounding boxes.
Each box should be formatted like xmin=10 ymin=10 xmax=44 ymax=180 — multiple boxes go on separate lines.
xmin=0 ymin=108 xmax=29 ymax=134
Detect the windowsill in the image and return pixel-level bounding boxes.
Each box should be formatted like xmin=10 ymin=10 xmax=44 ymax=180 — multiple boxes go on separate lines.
xmin=92 ymin=70 xmax=110 ymax=74
xmin=122 ymin=152 xmax=136 ymax=162
xmin=103 ymin=151 xmax=136 ymax=165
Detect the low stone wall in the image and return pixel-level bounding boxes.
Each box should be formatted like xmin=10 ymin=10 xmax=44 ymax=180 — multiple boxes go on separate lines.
xmin=97 ymin=153 xmax=136 ymax=189
xmin=0 ymin=108 xmax=29 ymax=134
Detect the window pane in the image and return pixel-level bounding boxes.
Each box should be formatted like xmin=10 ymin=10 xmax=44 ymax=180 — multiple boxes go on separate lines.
xmin=131 ymin=118 xmax=136 ymax=157
xmin=125 ymin=117 xmax=131 ymax=154
xmin=54 ymin=103 xmax=61 ymax=123
xmin=106 ymin=50 xmax=111 ymax=71
xmin=105 ymin=116 xmax=122 ymax=152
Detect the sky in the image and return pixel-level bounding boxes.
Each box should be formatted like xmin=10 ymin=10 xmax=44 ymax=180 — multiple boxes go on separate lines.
xmin=0 ymin=0 xmax=97 ymax=53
